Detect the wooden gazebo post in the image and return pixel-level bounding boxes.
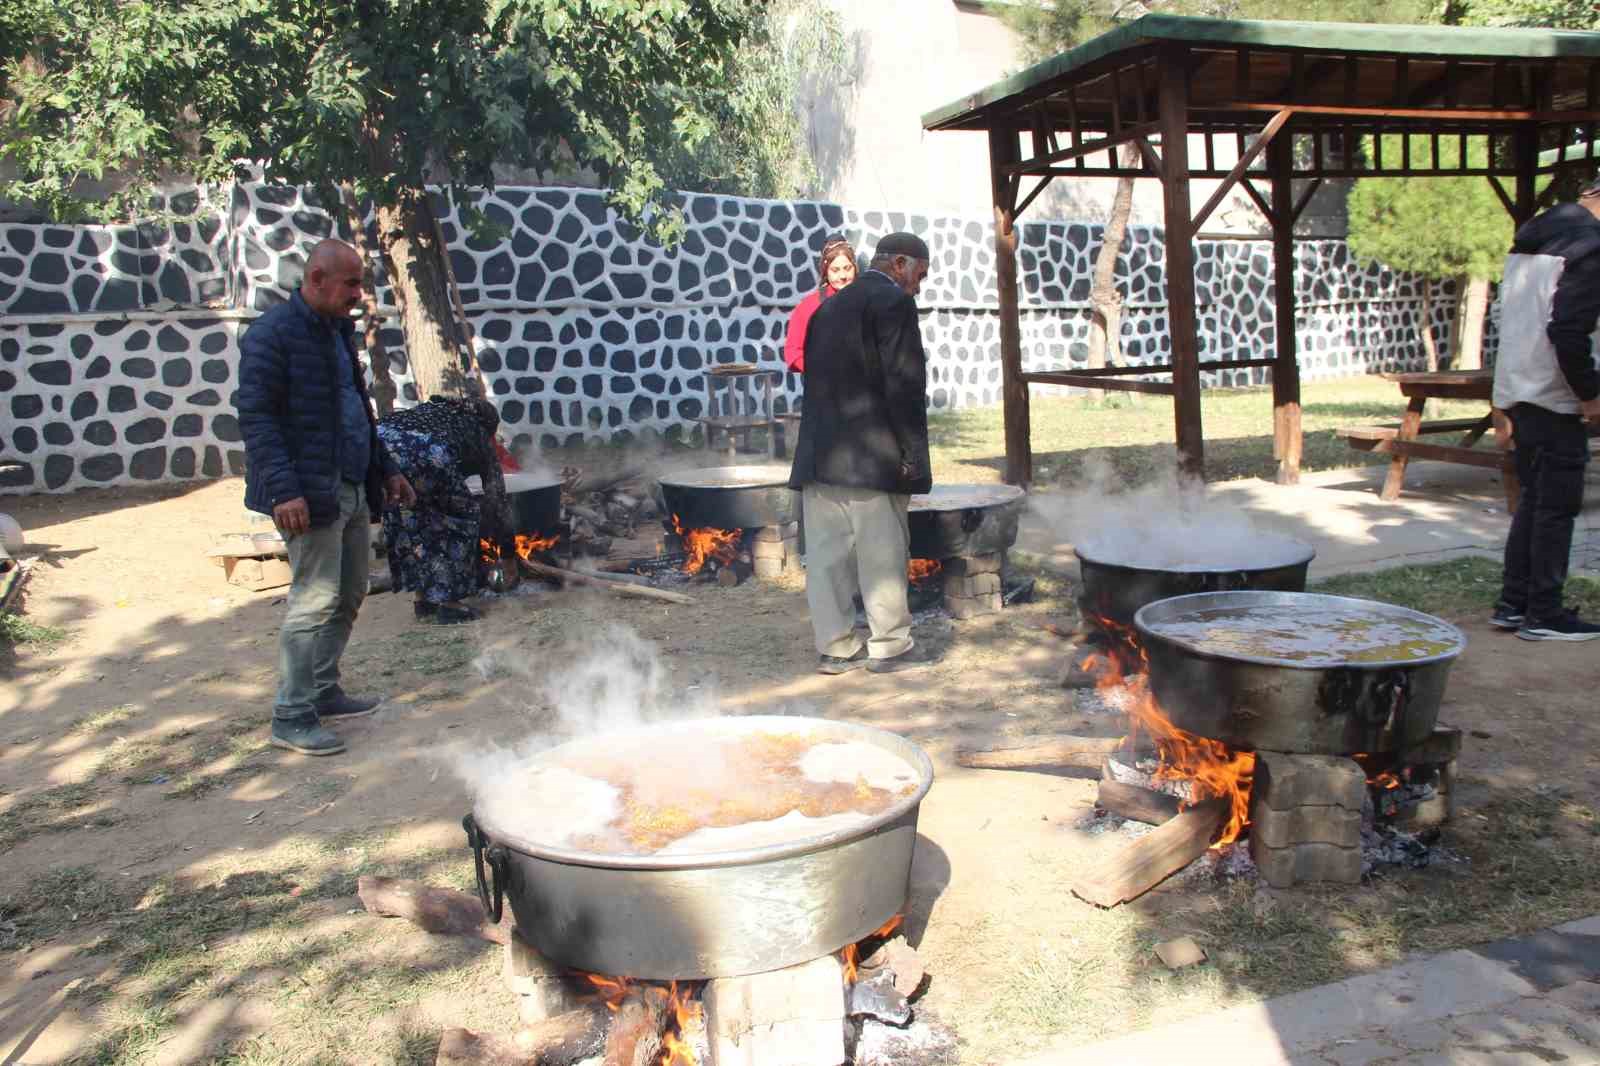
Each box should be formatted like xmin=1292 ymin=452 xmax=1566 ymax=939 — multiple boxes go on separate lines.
xmin=1268 ymin=130 xmax=1303 ymax=485
xmin=990 ymin=128 xmax=1032 ymax=486
xmin=1158 ymin=44 xmax=1204 ymax=478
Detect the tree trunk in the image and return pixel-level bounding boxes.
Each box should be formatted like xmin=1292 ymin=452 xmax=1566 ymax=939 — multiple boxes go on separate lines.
xmin=1085 ymin=143 xmax=1140 ymax=371
xmin=1418 ymin=281 xmax=1439 ymax=372
xmin=341 ymin=183 xmax=397 ymax=416
xmin=1454 ymin=274 xmax=1488 ymax=371
xmin=374 ymin=185 xmax=473 ymax=402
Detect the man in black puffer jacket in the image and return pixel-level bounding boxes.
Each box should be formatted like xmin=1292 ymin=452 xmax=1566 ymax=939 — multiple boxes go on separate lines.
xmin=237 ymin=239 xmax=415 ymax=755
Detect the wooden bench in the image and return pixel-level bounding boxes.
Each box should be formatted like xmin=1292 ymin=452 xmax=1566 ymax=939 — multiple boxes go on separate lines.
xmin=1337 ymin=412 xmax=1513 ymax=505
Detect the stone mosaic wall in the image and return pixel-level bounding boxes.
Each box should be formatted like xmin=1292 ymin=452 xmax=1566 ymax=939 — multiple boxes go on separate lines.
xmin=3 ymin=181 xmax=1473 ymax=494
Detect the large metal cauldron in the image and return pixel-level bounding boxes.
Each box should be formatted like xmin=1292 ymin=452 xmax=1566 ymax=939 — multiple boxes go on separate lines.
xmin=462 ymin=716 xmax=934 ymax=980
xmin=909 ymin=484 xmax=1026 ymax=559
xmin=1076 ymin=533 xmax=1314 ymax=630
xmin=503 ymin=472 xmax=563 ymax=535
xmin=1133 ymin=591 xmax=1466 ymax=756
xmin=657 ymin=465 xmax=797 ymax=530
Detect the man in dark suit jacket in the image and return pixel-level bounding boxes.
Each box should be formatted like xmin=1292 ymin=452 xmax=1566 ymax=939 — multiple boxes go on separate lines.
xmin=788 ymin=232 xmax=936 ymax=674
xmin=237 ymin=239 xmax=415 ymax=756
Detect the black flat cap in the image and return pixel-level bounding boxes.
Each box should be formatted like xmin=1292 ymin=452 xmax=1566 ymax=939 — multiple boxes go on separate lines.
xmin=875 ymin=232 xmax=930 ymax=261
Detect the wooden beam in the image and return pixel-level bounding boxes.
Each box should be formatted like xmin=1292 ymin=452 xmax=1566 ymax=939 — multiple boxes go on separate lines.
xmin=1160 ymin=44 xmax=1205 ymax=479
xmin=1239 ymin=176 xmax=1275 ymax=228
xmin=1014 ymin=175 xmax=1055 ymax=220
xmin=1097 ymin=780 xmax=1183 ymax=826
xmin=1022 ymin=373 xmax=1176 ymax=396
xmin=1486 ymin=174 xmax=1516 ymax=219
xmin=1025 ymin=358 xmax=1277 ymax=378
xmin=1512 ymin=125 xmax=1539 ymax=225
xmin=1268 ymin=130 xmax=1303 ymax=486
xmin=1007 ymin=121 xmax=1163 ymax=173
xmin=1192 ymin=107 xmax=1293 ymax=231
xmin=1202 ymin=102 xmax=1600 ymax=122
xmin=990 ymin=128 xmax=1031 ymax=488
xmin=1290 ymin=177 xmax=1324 ymax=225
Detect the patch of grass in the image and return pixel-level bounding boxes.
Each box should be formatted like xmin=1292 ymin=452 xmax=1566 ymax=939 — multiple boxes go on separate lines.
xmin=94 ymin=736 xmax=168 ymax=779
xmin=72 ymin=704 xmax=140 ymax=735
xmin=0 ymin=865 xmax=127 ymax=946
xmin=926 ymin=376 xmax=1490 ymax=487
xmin=386 ymin=628 xmax=478 ymax=675
xmin=1 ymin=611 xmax=68 ymax=649
xmin=1312 ymin=555 xmax=1504 ymax=617
xmin=0 ymin=779 xmax=116 ymax=849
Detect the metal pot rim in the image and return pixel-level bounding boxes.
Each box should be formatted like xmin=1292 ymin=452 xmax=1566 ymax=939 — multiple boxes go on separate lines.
xmin=502 ymin=473 xmax=564 ymax=493
xmin=471 ymin=715 xmax=934 ymax=872
xmin=657 ymin=465 xmax=794 ymax=490
xmin=1133 ymin=590 xmax=1467 ymax=670
xmin=1075 ymin=535 xmax=1315 ymax=574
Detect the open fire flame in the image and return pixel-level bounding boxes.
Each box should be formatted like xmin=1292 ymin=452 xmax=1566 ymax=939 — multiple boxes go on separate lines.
xmin=583 ymin=973 xmax=703 ymax=1065
xmin=480 ymin=532 xmax=561 ymax=564
xmin=1086 ymin=616 xmax=1256 ymax=845
xmin=669 ymin=514 xmax=740 ymax=574
xmin=907 ymin=558 xmax=943 ymax=584
xmin=839 ymin=913 xmax=905 ymax=983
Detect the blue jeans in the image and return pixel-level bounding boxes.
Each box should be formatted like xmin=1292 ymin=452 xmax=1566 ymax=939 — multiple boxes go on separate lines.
xmin=275 ymin=481 xmax=370 ymax=720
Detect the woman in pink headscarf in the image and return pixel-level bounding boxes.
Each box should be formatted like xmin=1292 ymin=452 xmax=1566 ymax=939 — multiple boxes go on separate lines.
xmin=783 ymin=236 xmax=858 ymax=373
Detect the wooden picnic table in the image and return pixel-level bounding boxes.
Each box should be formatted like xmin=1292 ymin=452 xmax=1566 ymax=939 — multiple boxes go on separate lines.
xmin=1337 ymin=371 xmax=1516 ymax=506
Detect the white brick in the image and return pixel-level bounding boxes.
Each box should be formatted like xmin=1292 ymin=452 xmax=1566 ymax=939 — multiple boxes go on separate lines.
xmin=704 ymin=956 xmax=845 ymax=1066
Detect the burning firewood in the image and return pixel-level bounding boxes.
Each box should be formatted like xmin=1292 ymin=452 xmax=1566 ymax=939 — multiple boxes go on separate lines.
xmin=1070 ymin=796 xmax=1229 ymax=907
xmin=602 ymin=989 xmax=669 ymax=1066
xmin=955 ymin=733 xmax=1126 ymax=770
xmin=1095 ymin=779 xmax=1182 ymax=826
xmin=435 ymin=1006 xmax=610 ymax=1066
xmin=516 ymin=556 xmax=694 ymax=605
xmin=357 ymin=876 xmax=507 ymax=944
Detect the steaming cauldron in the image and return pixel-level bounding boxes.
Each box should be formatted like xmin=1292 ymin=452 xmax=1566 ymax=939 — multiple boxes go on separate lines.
xmin=504 ymin=472 xmax=563 ymax=536
xmin=461 ymin=716 xmax=934 ymax=980
xmin=1134 ymin=591 xmax=1466 ymax=755
xmin=1075 ymin=532 xmax=1314 ymax=630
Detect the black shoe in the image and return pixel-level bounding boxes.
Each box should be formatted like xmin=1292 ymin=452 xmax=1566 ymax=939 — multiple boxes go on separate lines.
xmin=316 ymin=687 xmax=383 ymax=721
xmin=414 ymin=600 xmax=437 ymax=619
xmin=270 ymin=715 xmax=346 ymax=756
xmin=866 ymin=644 xmax=940 ymax=674
xmin=1517 ymin=612 xmax=1600 ymax=642
xmin=1489 ymin=602 xmax=1525 ymax=630
xmin=426 ymin=603 xmax=481 ymax=626
xmin=818 ymin=647 xmax=868 ymax=675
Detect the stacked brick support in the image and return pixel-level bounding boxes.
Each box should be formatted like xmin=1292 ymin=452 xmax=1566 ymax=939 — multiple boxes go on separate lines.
xmin=942 ymin=552 xmax=1003 ymax=618
xmin=1248 ymin=752 xmax=1365 ymax=888
xmin=750 ymin=522 xmax=800 ymax=580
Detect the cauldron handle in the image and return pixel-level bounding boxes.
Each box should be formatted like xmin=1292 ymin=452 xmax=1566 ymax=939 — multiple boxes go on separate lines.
xmin=462 ymin=813 xmax=507 ymax=923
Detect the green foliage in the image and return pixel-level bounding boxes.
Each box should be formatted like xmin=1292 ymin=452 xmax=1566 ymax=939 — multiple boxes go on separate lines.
xmin=1346 ymin=134 xmax=1510 ymax=282
xmin=1443 ymin=0 xmax=1598 ymax=28
xmin=1 ymin=0 xmax=771 ymax=241
xmin=0 ymin=611 xmax=68 ymax=649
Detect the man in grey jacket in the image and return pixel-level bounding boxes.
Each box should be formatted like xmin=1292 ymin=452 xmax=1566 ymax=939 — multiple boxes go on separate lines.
xmin=1490 ymin=179 xmax=1600 ymax=641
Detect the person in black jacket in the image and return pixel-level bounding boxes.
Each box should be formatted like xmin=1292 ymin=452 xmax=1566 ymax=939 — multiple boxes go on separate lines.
xmin=788 ymin=231 xmax=936 ymax=675
xmin=1490 ymin=179 xmax=1600 ymax=642
xmin=237 ymin=239 xmax=415 ymax=755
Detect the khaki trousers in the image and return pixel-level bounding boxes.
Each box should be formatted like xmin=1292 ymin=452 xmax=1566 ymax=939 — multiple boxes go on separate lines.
xmin=275 ymin=481 xmax=370 ymax=720
xmin=802 ymin=483 xmax=913 ymax=660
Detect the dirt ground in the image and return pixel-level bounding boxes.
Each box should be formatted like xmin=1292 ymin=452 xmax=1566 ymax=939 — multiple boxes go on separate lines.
xmin=3 ymin=476 xmax=1599 ymax=1066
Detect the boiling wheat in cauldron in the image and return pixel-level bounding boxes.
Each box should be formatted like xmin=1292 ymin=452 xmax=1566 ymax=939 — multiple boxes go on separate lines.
xmin=505 ymin=730 xmax=922 ymax=857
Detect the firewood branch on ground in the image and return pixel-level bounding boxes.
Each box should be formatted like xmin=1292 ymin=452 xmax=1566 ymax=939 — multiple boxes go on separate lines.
xmin=516 ymin=556 xmax=693 ymax=605
xmin=1071 ymin=796 xmax=1229 ymax=907
xmin=357 ymin=876 xmax=507 ymax=944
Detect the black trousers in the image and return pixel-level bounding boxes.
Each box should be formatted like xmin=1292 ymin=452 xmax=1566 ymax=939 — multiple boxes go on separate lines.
xmin=1500 ymin=402 xmax=1591 ymax=623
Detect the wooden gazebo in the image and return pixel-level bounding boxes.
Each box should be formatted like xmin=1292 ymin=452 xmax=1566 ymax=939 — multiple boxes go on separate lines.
xmin=921 ymin=15 xmax=1600 ymax=485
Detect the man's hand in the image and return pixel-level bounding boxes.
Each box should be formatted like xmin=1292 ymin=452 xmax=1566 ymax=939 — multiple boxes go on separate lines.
xmin=273 ymin=496 xmax=310 ymax=536
xmin=1581 ymin=397 xmax=1600 ymax=426
xmin=385 ymin=473 xmax=416 ymax=508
